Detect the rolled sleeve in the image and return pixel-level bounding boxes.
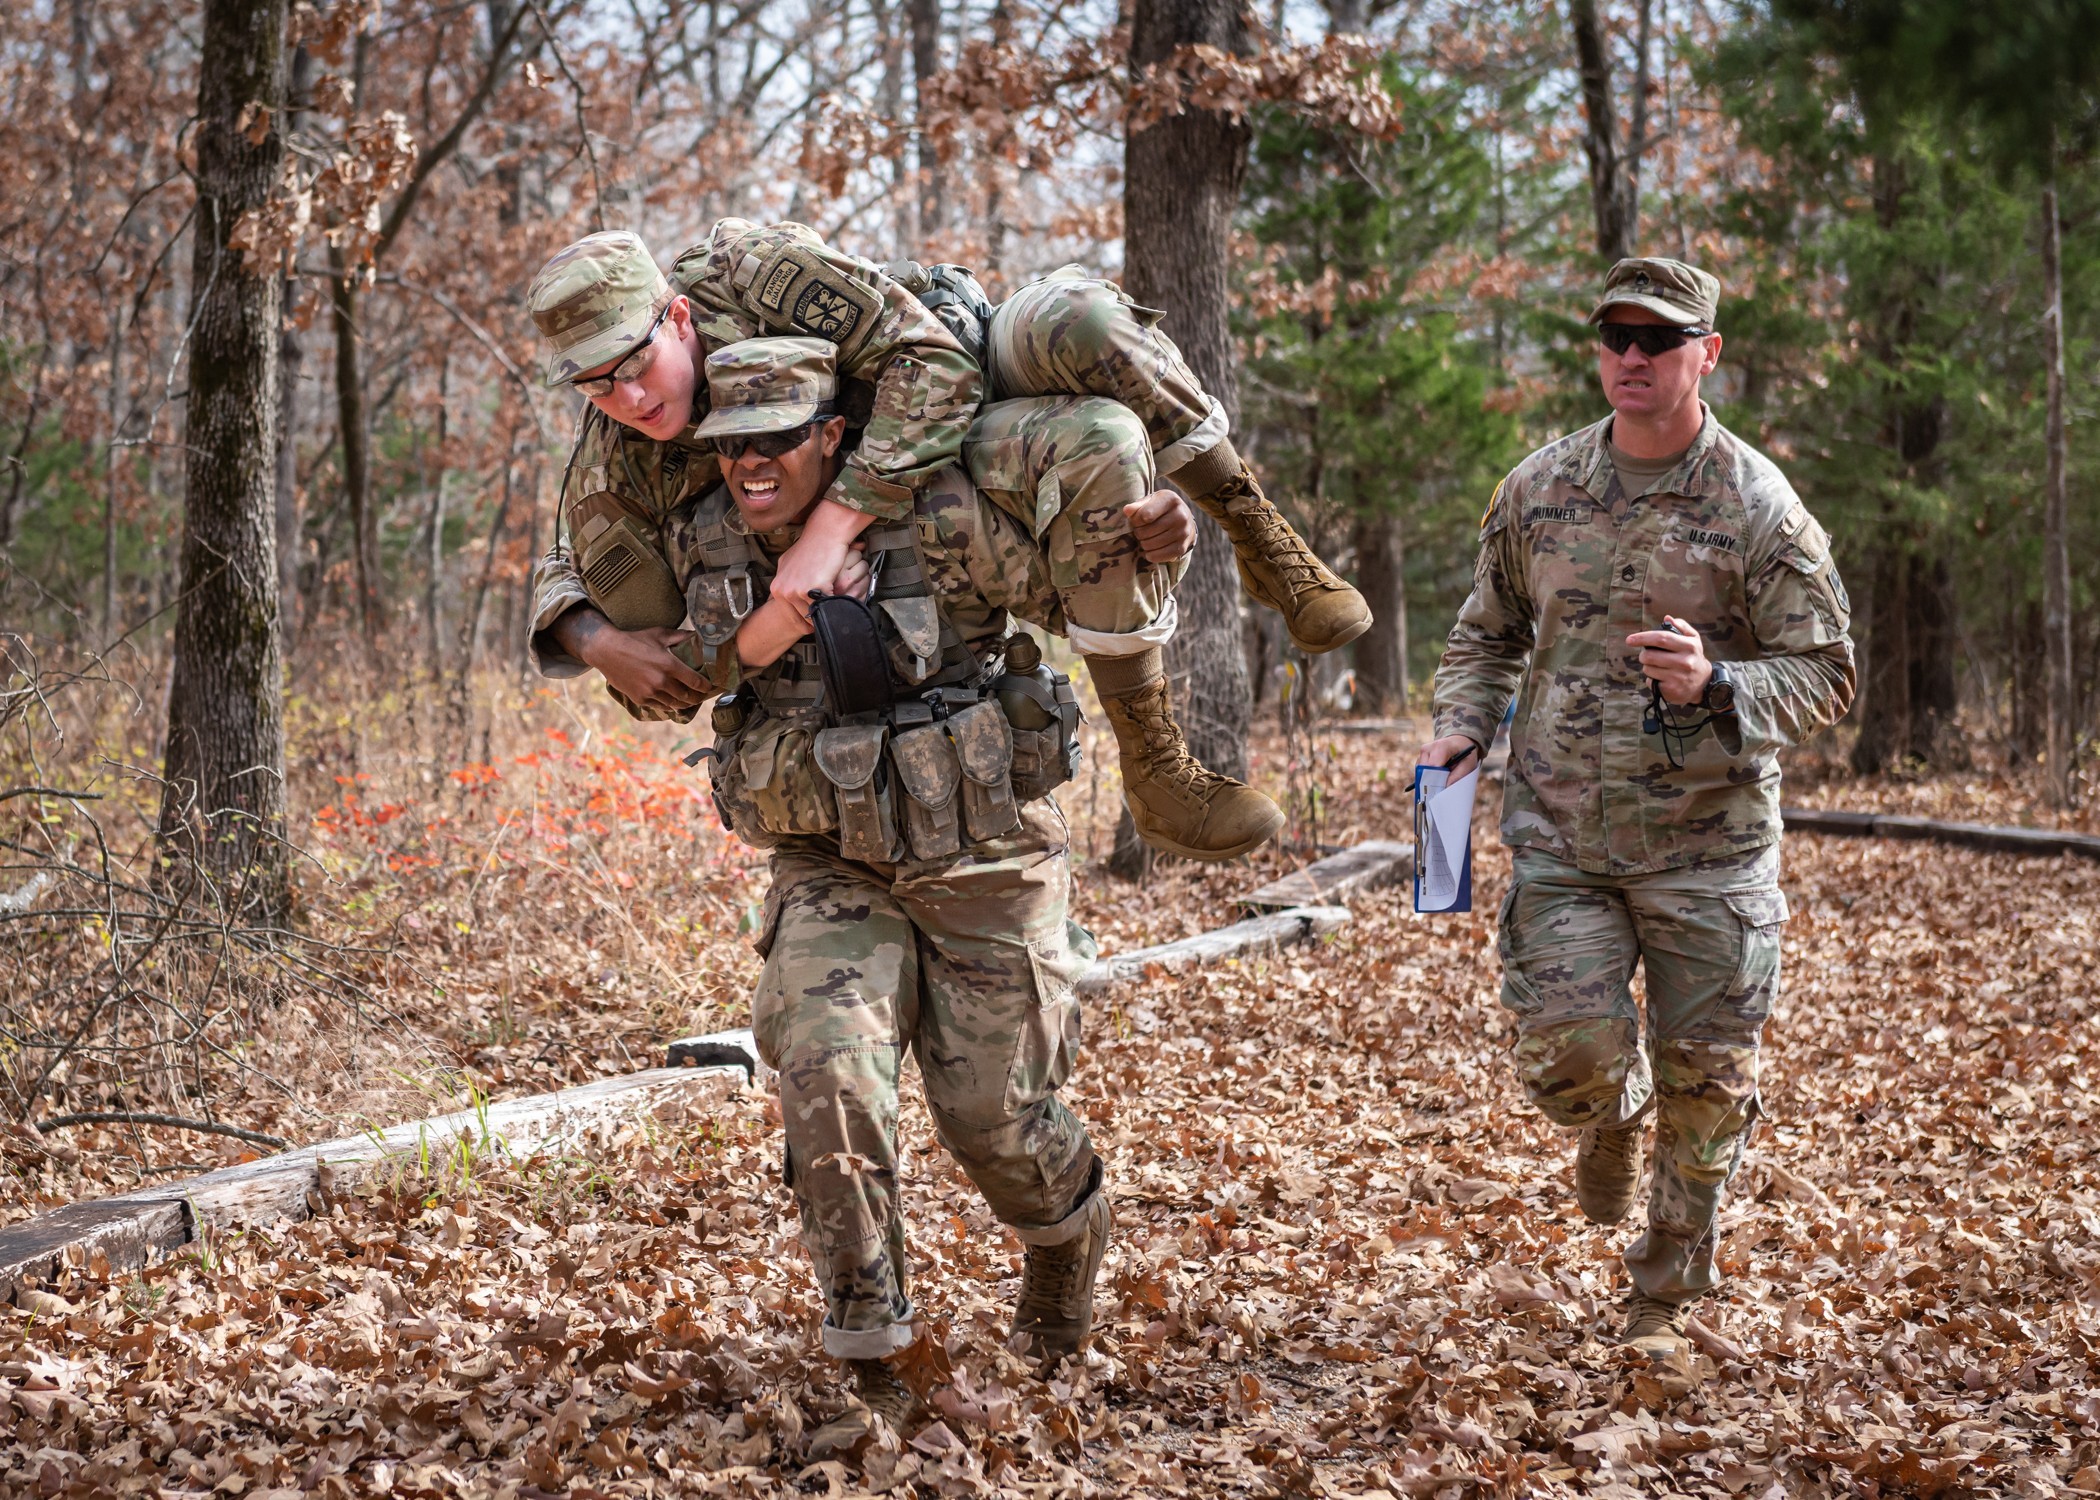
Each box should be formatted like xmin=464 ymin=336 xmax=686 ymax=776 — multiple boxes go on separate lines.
xmin=529 ymin=548 xmax=593 ymax=678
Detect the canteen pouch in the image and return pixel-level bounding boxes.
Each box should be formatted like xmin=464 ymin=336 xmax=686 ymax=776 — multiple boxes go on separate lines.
xmin=999 ymin=668 xmax=1083 ymax=802
xmin=740 ymin=715 xmax=836 ymax=837
xmin=573 ymin=491 xmax=686 ymax=631
xmin=814 ymin=723 xmax=899 ymax=862
xmin=946 ymin=700 xmax=1021 ymax=842
xmin=890 ymin=722 xmax=964 ymax=860
xmin=810 ymin=592 xmax=897 ymax=717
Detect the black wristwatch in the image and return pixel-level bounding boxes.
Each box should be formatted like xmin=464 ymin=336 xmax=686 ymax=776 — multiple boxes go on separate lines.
xmin=1700 ymin=660 xmax=1736 ymax=714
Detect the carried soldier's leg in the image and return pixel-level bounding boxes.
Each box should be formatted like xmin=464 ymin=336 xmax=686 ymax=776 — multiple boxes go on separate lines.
xmin=963 ymin=396 xmax=1283 ymax=860
xmin=987 ymin=269 xmax=1371 ymax=654
xmin=1619 ymin=850 xmax=1784 ymax=1352
xmin=897 ymin=806 xmax=1112 ymax=1367
xmin=749 ymin=849 xmax=923 ymax=1420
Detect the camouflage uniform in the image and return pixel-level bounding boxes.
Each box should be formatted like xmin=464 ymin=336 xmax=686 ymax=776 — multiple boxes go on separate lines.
xmin=1432 ymin=262 xmax=1856 ymax=1301
xmin=536 ymin=340 xmax=1134 ymax=1357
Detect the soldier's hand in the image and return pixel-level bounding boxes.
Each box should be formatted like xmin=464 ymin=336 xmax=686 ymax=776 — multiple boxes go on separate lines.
xmin=830 ymin=543 xmax=872 ymax=600
xmin=1416 ymin=735 xmax=1481 ymax=776
xmin=1126 ymin=490 xmax=1197 ymax=563
xmin=769 ymin=532 xmax=852 ymax=622
xmin=1627 ymin=615 xmax=1714 ymax=706
xmin=582 ymin=623 xmax=711 ymax=716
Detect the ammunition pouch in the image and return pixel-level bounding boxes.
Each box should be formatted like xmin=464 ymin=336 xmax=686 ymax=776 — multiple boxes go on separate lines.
xmin=814 ymin=723 xmax=899 ymax=862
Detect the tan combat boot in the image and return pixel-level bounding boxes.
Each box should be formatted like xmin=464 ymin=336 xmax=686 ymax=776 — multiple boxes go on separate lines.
xmin=846 ymin=1357 xmax=918 ymax=1429
xmin=1087 ymin=649 xmax=1284 ymax=861
xmin=1574 ymin=1118 xmax=1644 ymax=1226
xmin=1620 ymin=1293 xmax=1691 ymax=1355
xmin=1173 ymin=441 xmax=1372 ymax=655
xmin=1012 ymin=1190 xmax=1114 ymax=1371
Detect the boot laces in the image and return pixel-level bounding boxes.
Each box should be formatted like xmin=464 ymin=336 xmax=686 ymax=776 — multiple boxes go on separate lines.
xmin=1018 ymin=1238 xmax=1086 ymax=1322
xmin=1126 ymin=689 xmax=1226 ymax=797
xmin=1624 ymin=1293 xmax=1688 ymax=1339
xmin=1244 ymin=506 xmax=1329 ymax=589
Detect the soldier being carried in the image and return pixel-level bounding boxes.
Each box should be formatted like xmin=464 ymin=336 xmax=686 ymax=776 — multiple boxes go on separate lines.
xmin=526 ymin=225 xmax=1372 ymax=861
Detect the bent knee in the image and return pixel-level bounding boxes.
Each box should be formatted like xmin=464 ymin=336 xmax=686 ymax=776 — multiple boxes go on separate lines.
xmin=1513 ymin=1014 xmax=1642 ymax=1123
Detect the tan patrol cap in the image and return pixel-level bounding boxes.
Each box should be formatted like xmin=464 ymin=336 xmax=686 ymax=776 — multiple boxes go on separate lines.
xmin=694 ymin=338 xmax=839 ymax=440
xmin=1588 ymin=257 xmax=1721 ymax=329
xmin=527 ymin=230 xmax=671 ymax=387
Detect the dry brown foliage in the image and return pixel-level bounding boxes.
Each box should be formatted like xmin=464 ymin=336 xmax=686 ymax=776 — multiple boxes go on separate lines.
xmin=7 ymin=687 xmax=2100 ymax=1494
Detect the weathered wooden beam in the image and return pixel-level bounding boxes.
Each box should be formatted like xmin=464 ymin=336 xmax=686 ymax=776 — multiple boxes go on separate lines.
xmin=665 ymin=1027 xmax=761 ymax=1078
xmin=1239 ymin=839 xmax=1414 ymax=912
xmin=2 ymin=1059 xmax=748 ymax=1305
xmin=1077 ymin=905 xmax=1352 ymax=991
xmin=1782 ymin=806 xmax=2100 ymax=862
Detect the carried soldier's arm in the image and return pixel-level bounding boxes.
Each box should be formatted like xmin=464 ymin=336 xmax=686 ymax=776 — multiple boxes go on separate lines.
xmin=1431 ymin=476 xmax=1535 ymax=755
xmin=1729 ymin=502 xmax=1857 ymax=753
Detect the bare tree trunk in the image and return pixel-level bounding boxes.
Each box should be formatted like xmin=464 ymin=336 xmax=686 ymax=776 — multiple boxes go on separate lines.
xmin=158 ymin=0 xmax=290 ymax=920
xmin=2042 ymin=164 xmax=2076 ymax=805
xmin=909 ymin=0 xmax=944 ymax=242
xmin=1567 ymin=0 xmax=1650 ymax=261
xmin=1110 ymin=0 xmax=1254 ymax=876
xmin=102 ymin=313 xmax=124 ymax=642
xmin=329 ymin=255 xmax=382 ymax=642
xmin=275 ymin=43 xmax=310 ymax=640
xmin=1352 ymin=510 xmax=1407 ymax=714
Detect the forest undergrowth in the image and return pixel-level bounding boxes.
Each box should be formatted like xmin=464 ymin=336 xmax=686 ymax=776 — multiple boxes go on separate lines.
xmin=7 ymin=659 xmax=2100 ymax=1495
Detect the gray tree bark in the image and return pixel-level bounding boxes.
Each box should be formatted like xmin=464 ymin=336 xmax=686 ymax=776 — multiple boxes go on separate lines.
xmin=157 ymin=0 xmax=291 ymax=919
xmin=2042 ymin=164 xmax=2076 ymax=805
xmin=1110 ymin=0 xmax=1255 ymax=876
xmin=1568 ymin=0 xmax=1652 ymax=261
xmin=1352 ymin=510 xmax=1407 ymax=714
xmin=274 ymin=42 xmax=311 ymax=640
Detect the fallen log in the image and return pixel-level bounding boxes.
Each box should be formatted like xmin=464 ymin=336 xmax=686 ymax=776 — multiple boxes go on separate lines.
xmin=2 ymin=1044 xmax=753 ymax=1306
xmin=1077 ymin=905 xmax=1351 ymax=991
xmin=1239 ymin=840 xmax=1413 ymax=912
xmin=1781 ymin=806 xmax=2100 ymax=862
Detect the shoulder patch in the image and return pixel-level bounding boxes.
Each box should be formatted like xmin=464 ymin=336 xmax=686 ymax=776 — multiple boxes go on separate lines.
xmin=748 ymin=246 xmax=882 ymax=358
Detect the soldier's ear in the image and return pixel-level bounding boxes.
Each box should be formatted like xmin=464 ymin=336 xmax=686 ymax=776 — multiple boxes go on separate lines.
xmin=817 ymin=414 xmax=848 ymax=457
xmin=667 ymin=295 xmax=694 ymax=341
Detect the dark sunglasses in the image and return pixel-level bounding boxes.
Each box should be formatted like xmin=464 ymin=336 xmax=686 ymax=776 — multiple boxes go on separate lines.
xmin=569 ymin=301 xmax=673 ymax=397
xmin=1598 ymin=322 xmax=1712 ymax=357
xmin=714 ymin=422 xmax=821 ymax=462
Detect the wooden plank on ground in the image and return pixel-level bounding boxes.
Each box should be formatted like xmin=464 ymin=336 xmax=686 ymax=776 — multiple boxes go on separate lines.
xmin=1078 ymin=905 xmax=1351 ymax=992
xmin=2 ymin=1059 xmax=748 ymax=1305
xmin=1239 ymin=840 xmax=1413 ymax=911
xmin=665 ymin=1027 xmax=761 ymax=1077
xmin=1782 ymin=806 xmax=2100 ymax=862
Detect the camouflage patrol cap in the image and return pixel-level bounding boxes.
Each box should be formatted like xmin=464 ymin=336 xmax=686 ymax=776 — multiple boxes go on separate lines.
xmin=527 ymin=230 xmax=672 ymax=387
xmin=1588 ymin=257 xmax=1721 ymax=328
xmin=693 ymin=337 xmax=839 ymax=440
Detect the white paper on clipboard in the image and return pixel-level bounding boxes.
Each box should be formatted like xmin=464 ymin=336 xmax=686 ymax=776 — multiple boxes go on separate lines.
xmin=1412 ymin=764 xmax=1479 ymax=913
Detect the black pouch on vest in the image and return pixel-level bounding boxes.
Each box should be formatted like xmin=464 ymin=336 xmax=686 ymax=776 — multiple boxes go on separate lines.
xmin=814 ymin=723 xmax=899 ymax=862
xmin=810 ymin=592 xmax=896 ymax=718
xmin=890 ymin=721 xmax=963 ymax=860
xmin=946 ymin=700 xmax=1021 ymax=842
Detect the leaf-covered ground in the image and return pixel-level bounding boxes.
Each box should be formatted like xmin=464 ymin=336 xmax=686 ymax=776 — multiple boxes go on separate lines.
xmin=8 ymin=703 xmax=2100 ymax=1496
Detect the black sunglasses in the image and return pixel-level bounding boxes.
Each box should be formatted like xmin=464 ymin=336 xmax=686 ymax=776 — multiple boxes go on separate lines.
xmin=714 ymin=422 xmax=822 ymax=462
xmin=1598 ymin=322 xmax=1712 ymax=357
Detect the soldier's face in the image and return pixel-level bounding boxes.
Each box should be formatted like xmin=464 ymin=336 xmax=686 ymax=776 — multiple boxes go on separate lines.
xmin=720 ymin=416 xmax=848 ymax=532
xmin=1598 ymin=305 xmax=1722 ymax=425
xmin=578 ymin=298 xmax=700 ymax=441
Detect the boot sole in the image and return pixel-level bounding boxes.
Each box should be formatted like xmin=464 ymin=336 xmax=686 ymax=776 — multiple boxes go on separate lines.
xmin=1288 ymin=612 xmax=1373 ymax=656
xmin=1135 ymin=804 xmax=1286 ymax=862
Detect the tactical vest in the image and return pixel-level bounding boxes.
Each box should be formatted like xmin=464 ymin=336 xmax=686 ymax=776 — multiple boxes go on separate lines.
xmin=671 ymin=486 xmax=1080 ymax=865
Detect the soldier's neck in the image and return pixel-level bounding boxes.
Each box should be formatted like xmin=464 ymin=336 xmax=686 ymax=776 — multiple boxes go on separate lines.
xmin=1609 ymin=399 xmax=1705 ymax=460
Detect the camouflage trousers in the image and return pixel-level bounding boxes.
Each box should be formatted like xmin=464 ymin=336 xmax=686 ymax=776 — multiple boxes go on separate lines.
xmin=959 ymin=395 xmax=1190 ymax=657
xmin=749 ymin=802 xmax=1102 ymax=1358
xmin=1497 ymin=844 xmax=1787 ymax=1301
xmin=988 ymin=268 xmax=1228 ymax=482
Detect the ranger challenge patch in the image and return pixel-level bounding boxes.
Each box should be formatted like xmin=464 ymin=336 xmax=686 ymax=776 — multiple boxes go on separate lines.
xmin=753 ymin=248 xmax=881 ymax=357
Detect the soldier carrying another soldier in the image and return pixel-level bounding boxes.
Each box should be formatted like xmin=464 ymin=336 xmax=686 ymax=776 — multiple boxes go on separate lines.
xmin=1418 ymin=258 xmax=1856 ymax=1353
xmin=526 ymin=224 xmax=1372 ymax=861
xmin=533 ymin=328 xmax=1221 ymax=1426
